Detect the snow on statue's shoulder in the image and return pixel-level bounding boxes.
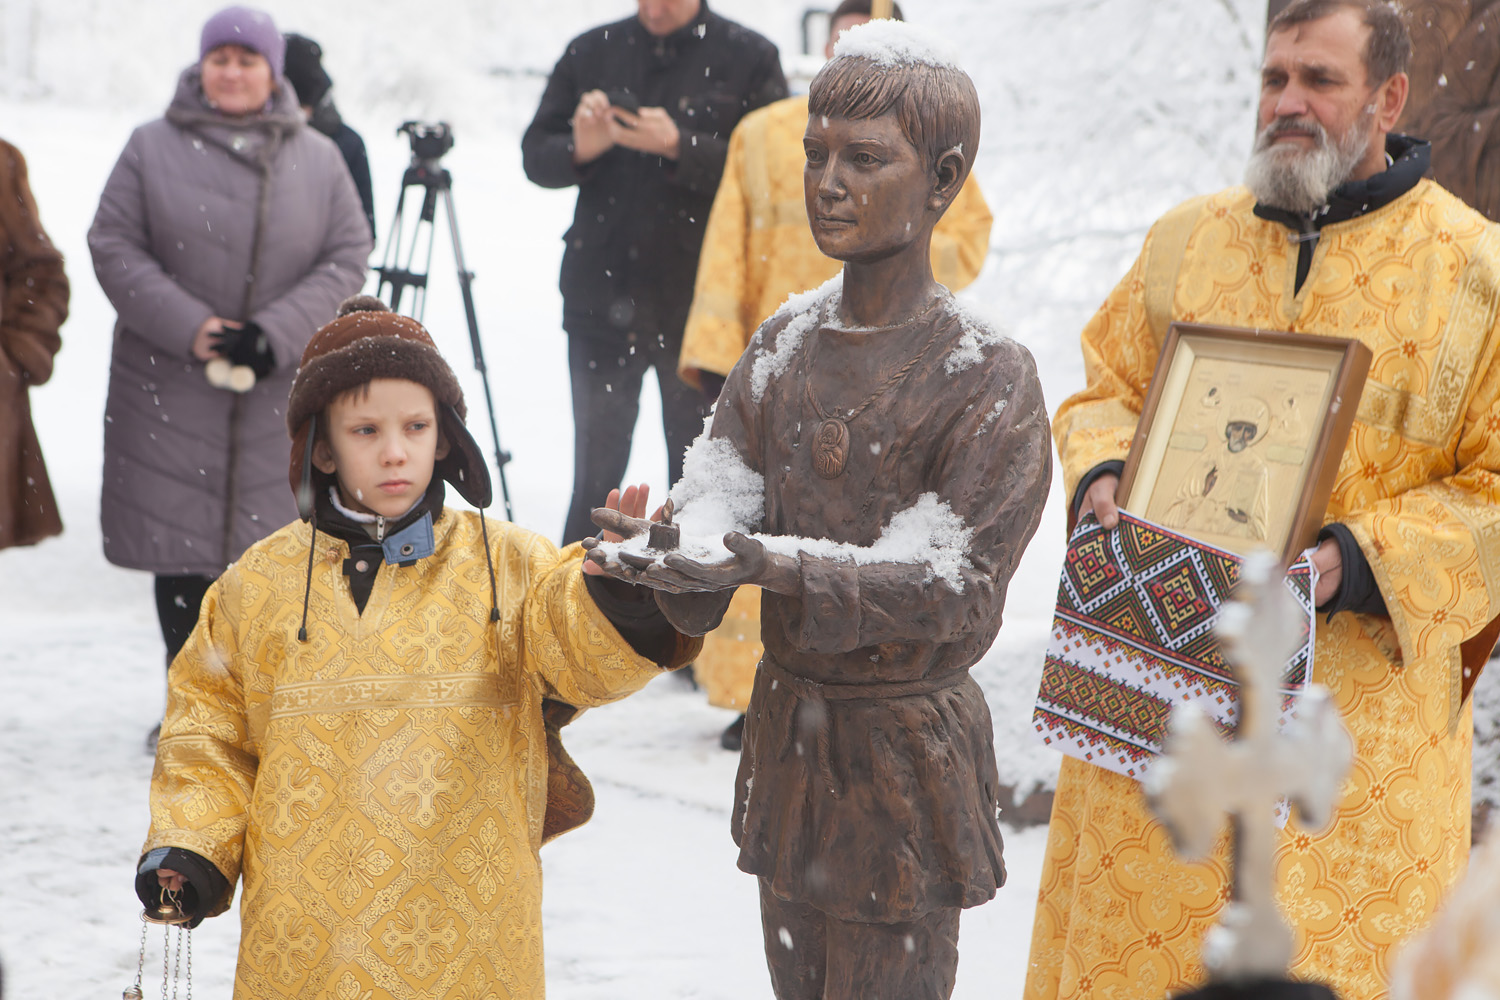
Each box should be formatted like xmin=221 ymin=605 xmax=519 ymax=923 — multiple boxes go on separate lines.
xmin=832 ymin=18 xmax=964 ymax=71
xmin=945 ymin=296 xmax=1013 ymax=375
xmin=748 ymin=273 xmax=842 ymax=403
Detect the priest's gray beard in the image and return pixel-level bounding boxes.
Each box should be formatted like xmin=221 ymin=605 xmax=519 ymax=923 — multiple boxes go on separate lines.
xmin=1244 ymin=110 xmax=1373 ymax=214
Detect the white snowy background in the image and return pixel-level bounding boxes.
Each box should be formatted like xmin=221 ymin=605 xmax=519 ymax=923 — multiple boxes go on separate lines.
xmin=0 ymin=0 xmax=1494 ymax=997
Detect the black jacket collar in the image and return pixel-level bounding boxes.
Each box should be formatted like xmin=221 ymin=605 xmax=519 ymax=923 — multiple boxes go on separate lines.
xmin=1253 ymin=134 xmax=1430 ymax=232
xmin=313 ymin=476 xmax=446 ymax=552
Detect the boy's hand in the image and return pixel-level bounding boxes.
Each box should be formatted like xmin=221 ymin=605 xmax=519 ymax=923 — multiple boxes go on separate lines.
xmin=582 ymin=484 xmax=654 ymax=577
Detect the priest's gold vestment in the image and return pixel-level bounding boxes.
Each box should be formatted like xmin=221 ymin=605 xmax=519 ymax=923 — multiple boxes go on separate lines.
xmin=1031 ymin=179 xmax=1496 ymax=1000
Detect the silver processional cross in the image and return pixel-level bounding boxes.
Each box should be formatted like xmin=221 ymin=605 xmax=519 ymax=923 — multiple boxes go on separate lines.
xmin=1145 ymin=550 xmax=1353 ymax=980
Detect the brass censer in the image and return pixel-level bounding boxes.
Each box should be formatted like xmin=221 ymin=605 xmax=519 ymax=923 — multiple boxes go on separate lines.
xmin=123 ymin=886 xmax=193 ymax=1000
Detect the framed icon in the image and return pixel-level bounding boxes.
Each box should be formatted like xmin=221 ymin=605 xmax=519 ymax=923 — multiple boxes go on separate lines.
xmin=1116 ymin=323 xmax=1371 ymax=565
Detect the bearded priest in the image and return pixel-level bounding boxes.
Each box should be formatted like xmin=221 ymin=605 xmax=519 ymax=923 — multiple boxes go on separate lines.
xmin=1031 ymin=1 xmax=1500 ymax=998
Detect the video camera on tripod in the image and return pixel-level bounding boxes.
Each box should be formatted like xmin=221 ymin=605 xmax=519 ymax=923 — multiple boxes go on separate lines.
xmin=376 ymin=120 xmax=514 ymax=519
xmin=397 ymin=120 xmax=454 ymax=167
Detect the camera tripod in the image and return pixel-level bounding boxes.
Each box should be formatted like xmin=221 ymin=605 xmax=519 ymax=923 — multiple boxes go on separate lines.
xmin=376 ymin=121 xmax=514 ymax=520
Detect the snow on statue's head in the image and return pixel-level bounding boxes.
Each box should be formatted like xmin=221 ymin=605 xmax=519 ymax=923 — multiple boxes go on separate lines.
xmin=808 ymin=20 xmax=980 ymax=189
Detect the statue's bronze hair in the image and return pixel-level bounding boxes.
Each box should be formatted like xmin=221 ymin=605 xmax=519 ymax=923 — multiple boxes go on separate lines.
xmin=808 ymin=53 xmax=981 ymax=188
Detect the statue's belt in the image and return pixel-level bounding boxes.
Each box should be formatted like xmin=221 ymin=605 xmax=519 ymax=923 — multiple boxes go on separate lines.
xmin=759 ymin=657 xmax=971 ymax=800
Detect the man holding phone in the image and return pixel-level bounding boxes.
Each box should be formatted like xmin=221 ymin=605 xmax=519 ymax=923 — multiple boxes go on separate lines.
xmin=523 ymin=0 xmax=787 ymax=545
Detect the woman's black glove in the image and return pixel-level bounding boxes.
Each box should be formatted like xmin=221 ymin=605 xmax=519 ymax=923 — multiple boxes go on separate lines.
xmin=209 ymin=321 xmax=275 ymax=379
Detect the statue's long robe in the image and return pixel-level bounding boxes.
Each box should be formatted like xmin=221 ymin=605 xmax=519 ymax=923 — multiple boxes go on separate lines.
xmin=1029 ymin=179 xmax=1497 ymax=1000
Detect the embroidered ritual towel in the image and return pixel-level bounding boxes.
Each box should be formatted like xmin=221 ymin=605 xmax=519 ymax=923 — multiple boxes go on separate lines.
xmin=1033 ymin=510 xmax=1315 ymax=781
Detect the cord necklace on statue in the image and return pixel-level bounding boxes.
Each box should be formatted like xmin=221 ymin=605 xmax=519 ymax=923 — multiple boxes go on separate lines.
xmin=802 ymin=297 xmax=947 ymax=480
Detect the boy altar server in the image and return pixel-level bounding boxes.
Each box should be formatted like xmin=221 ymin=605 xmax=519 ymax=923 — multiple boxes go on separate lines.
xmin=135 ymin=296 xmax=697 ymax=999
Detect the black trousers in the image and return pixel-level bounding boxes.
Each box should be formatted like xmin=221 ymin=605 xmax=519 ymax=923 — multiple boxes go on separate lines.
xmin=154 ymin=573 xmax=215 ymax=669
xmin=758 ymin=878 xmax=962 ymax=1000
xmin=561 ymin=330 xmax=708 ymax=544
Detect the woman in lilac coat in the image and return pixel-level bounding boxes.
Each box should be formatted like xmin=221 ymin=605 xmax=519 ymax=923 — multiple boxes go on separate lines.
xmin=88 ymin=5 xmax=370 ymax=732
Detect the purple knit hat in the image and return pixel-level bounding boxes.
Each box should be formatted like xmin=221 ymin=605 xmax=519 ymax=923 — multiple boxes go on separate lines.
xmin=200 ymin=5 xmax=285 ymax=79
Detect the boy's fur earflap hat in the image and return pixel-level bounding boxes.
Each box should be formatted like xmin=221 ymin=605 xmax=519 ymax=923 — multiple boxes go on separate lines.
xmin=286 ymin=294 xmax=491 ymax=516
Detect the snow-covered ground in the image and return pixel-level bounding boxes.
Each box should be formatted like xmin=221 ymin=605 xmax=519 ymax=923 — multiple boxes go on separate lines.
xmin=2 ymin=0 xmax=1494 ymax=997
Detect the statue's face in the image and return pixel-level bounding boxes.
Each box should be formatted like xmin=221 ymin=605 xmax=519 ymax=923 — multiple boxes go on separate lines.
xmin=803 ymin=112 xmax=930 ymax=263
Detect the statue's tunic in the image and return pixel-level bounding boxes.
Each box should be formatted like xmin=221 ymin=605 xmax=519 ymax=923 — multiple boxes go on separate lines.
xmin=674 ymin=287 xmax=1052 ymax=922
xmin=1031 ymin=180 xmax=1496 ymax=1000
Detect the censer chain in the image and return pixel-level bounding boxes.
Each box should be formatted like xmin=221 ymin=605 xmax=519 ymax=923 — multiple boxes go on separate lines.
xmin=171 ymin=925 xmax=182 ymax=1000
xmin=124 ymin=920 xmax=147 ymax=1000
xmin=123 ymin=906 xmax=192 ymax=1000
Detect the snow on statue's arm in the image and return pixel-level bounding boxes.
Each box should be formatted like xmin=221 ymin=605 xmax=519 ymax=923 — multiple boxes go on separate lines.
xmin=789 ymin=335 xmax=1052 ymax=654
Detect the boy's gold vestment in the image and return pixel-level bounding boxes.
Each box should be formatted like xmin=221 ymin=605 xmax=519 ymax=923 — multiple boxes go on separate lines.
xmin=145 ymin=512 xmax=663 ymax=999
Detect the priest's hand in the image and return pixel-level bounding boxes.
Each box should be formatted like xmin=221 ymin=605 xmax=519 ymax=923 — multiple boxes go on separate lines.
xmin=1079 ymin=472 xmax=1121 ymax=529
xmin=1310 ymin=537 xmax=1342 ymax=606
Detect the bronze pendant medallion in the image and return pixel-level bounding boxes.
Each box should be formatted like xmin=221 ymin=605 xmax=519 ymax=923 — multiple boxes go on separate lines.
xmin=813 ymin=418 xmax=849 ymax=479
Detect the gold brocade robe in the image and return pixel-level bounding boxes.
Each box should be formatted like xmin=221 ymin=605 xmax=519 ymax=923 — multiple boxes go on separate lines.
xmin=677 ymin=94 xmax=992 ymax=710
xmin=144 ymin=511 xmax=665 ymax=1000
xmin=1031 ymin=180 xmax=1494 ymax=1000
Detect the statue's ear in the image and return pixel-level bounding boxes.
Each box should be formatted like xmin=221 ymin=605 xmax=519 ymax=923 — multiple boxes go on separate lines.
xmin=929 ymin=148 xmax=966 ymax=213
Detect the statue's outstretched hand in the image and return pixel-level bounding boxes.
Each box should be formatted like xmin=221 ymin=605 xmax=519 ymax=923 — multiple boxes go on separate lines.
xmin=660 ymin=532 xmax=799 ymax=595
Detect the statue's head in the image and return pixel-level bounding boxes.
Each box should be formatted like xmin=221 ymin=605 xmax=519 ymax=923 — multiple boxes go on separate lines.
xmin=804 ymin=21 xmax=979 ymax=263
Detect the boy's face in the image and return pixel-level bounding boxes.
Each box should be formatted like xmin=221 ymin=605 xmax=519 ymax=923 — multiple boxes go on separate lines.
xmin=312 ymin=378 xmax=448 ymax=519
xmin=804 ymin=111 xmax=934 ymax=264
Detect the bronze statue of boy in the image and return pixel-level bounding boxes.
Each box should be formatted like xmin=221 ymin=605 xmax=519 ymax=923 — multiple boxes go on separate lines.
xmin=588 ymin=22 xmax=1052 ymax=999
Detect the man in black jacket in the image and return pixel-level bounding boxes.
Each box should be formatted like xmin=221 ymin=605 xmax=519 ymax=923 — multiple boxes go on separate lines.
xmin=523 ymin=0 xmax=787 ymax=544
xmin=283 ymin=32 xmax=376 ymax=241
